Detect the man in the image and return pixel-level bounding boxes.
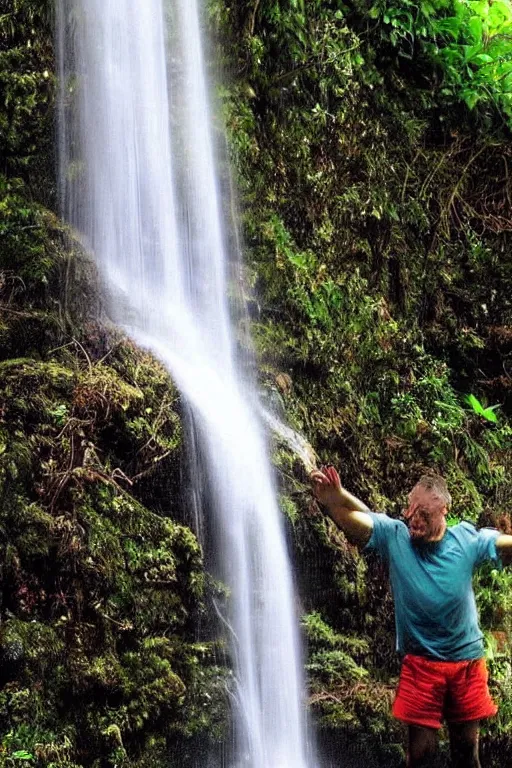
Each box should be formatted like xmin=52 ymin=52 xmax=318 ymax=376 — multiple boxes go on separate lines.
xmin=310 ymin=466 xmax=512 ymax=768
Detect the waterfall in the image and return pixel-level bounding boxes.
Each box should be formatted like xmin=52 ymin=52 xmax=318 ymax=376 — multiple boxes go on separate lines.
xmin=57 ymin=1 xmax=313 ymax=766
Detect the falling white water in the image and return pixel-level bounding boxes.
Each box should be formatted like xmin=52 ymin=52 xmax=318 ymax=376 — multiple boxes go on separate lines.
xmin=261 ymin=407 xmax=319 ymax=475
xmin=57 ymin=1 xmax=313 ymax=766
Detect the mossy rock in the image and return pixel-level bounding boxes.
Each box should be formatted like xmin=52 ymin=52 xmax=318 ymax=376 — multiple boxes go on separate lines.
xmin=0 ymin=179 xmax=228 ymax=762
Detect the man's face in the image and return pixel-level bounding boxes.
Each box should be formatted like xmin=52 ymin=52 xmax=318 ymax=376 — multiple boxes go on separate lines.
xmin=404 ymin=486 xmax=447 ymax=542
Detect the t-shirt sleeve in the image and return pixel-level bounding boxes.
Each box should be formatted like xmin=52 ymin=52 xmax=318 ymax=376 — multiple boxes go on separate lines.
xmin=474 ymin=527 xmax=503 ymax=569
xmin=364 ymin=512 xmax=401 ymax=562
xmin=460 ymin=522 xmax=502 ymax=569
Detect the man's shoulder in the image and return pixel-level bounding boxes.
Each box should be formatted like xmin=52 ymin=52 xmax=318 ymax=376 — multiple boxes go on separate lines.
xmin=450 ymin=520 xmax=477 ymax=535
xmin=447 ymin=520 xmax=496 ymax=545
xmin=365 ymin=511 xmax=408 ymax=555
xmin=369 ymin=511 xmax=408 ymax=534
xmin=448 ymin=520 xmax=496 ymax=539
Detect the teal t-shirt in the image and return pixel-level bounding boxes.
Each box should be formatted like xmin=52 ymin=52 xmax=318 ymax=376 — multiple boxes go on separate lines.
xmin=365 ymin=513 xmax=502 ymax=661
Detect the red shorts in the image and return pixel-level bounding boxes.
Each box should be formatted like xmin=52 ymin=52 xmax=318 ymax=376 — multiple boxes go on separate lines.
xmin=393 ymin=654 xmax=497 ymax=729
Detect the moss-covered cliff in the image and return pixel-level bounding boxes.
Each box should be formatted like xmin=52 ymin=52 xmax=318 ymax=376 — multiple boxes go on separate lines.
xmin=2 ymin=0 xmax=512 ymax=766
xmin=0 ymin=181 xmax=230 ymax=768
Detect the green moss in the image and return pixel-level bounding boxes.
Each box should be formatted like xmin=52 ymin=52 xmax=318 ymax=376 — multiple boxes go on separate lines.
xmin=278 ymin=494 xmax=299 ymax=524
xmin=0 ymin=186 xmax=227 ymax=763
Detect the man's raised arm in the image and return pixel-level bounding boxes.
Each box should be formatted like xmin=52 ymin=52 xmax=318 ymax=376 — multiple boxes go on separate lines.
xmin=310 ymin=466 xmax=373 ymax=548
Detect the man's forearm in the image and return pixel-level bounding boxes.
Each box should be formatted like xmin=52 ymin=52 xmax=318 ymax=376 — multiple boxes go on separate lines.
xmin=325 ymin=500 xmax=373 ymax=547
xmin=310 ymin=470 xmax=373 ymax=546
xmin=336 ymin=487 xmax=370 ymax=513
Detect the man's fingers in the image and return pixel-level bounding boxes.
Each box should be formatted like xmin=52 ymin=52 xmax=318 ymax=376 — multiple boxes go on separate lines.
xmin=325 ymin=466 xmax=340 ymax=486
xmin=310 ymin=467 xmax=340 ymax=490
xmin=310 ymin=469 xmax=335 ymax=494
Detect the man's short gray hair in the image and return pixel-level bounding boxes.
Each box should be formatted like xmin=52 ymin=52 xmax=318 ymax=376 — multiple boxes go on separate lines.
xmin=414 ymin=474 xmax=452 ymax=508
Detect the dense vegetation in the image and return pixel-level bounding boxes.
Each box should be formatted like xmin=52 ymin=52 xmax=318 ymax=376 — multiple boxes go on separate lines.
xmin=210 ymin=0 xmax=512 ymax=763
xmin=1 ymin=0 xmax=512 ymax=765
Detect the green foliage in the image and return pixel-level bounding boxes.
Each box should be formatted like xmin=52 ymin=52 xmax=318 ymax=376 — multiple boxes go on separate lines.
xmin=300 ymin=611 xmax=403 ymax=760
xmin=211 ymin=1 xmax=512 ymax=761
xmin=303 ymin=611 xmax=369 ymax=684
xmin=278 ymin=493 xmax=300 ymax=523
xmin=0 ymin=0 xmax=55 ymax=198
xmin=465 ymin=393 xmax=500 ymax=423
xmin=475 ymin=563 xmax=512 ymax=630
xmin=0 ymin=177 xmax=54 ymax=280
xmin=365 ymin=0 xmax=512 ymax=126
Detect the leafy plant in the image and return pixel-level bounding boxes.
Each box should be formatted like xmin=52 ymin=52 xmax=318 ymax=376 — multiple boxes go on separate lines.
xmin=302 ymin=612 xmax=369 ymax=685
xmin=367 ymin=0 xmax=512 ymax=125
xmin=465 ymin=394 xmax=500 ymax=423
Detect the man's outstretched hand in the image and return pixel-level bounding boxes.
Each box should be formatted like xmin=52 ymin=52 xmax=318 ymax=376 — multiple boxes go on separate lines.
xmin=310 ymin=465 xmax=373 ymax=543
xmin=310 ymin=465 xmax=344 ymax=511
